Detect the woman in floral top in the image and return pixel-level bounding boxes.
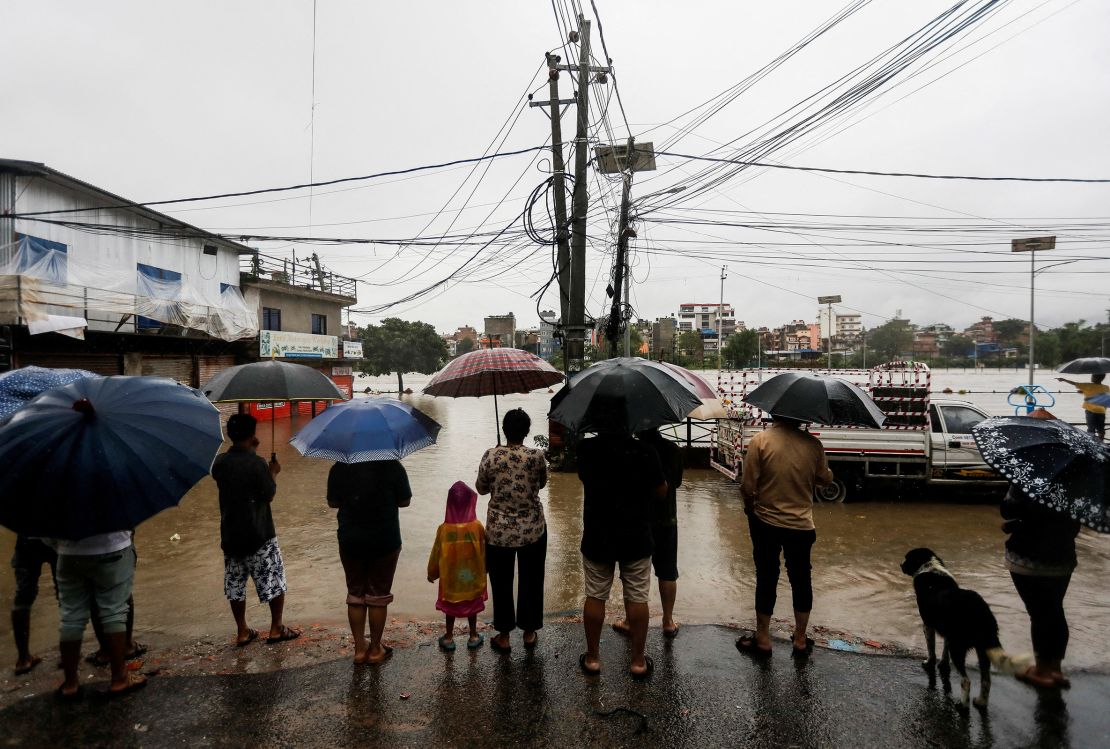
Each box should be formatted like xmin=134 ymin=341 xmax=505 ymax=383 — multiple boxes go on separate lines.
xmin=475 ymin=408 xmax=548 ymax=652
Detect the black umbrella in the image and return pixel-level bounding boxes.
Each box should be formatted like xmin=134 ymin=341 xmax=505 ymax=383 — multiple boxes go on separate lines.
xmin=972 ymin=416 xmax=1109 ymax=533
xmin=549 ymin=357 xmax=701 ymax=434
xmin=202 ymin=360 xmax=347 ymax=461
xmin=1057 ymin=357 xmax=1110 ymax=375
xmin=742 ymin=372 xmax=886 ymax=428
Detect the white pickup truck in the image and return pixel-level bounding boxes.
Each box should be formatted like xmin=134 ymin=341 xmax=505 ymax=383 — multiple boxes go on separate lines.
xmin=710 ymin=363 xmax=1006 ymax=502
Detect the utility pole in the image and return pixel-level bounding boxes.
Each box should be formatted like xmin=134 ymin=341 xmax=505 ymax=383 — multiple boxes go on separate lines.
xmin=717 ymin=266 xmax=726 ymax=371
xmin=1012 ymin=236 xmax=1056 ymax=386
xmin=607 ymin=137 xmax=636 ymax=355
xmin=529 ymin=53 xmax=576 ymax=341
xmin=566 ymin=15 xmax=593 ymax=375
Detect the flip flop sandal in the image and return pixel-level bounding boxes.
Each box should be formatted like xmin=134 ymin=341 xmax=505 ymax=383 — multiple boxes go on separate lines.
xmin=14 ymin=655 xmax=43 ymax=676
xmin=630 ymin=656 xmax=655 ymax=681
xmin=106 ymin=674 xmax=147 ymax=698
xmin=578 ymin=653 xmax=601 ymax=676
xmin=523 ymin=633 xmax=539 ymax=650
xmin=236 ymin=629 xmax=260 ymax=647
xmin=84 ymin=652 xmax=111 ymax=668
xmin=369 ymin=645 xmax=393 ymax=665
xmin=735 ymin=637 xmax=773 ymax=659
xmin=792 ymin=637 xmax=816 ymax=658
xmin=466 ymin=633 xmax=485 ymax=650
xmin=54 ymin=685 xmax=83 ymax=703
xmin=663 ymin=625 xmax=681 ymax=639
xmin=438 ymin=635 xmax=457 ymax=652
xmin=610 ymin=621 xmax=632 ymax=637
xmin=490 ymin=636 xmax=512 ymax=654
xmin=266 ymin=626 xmax=302 ymax=645
xmin=126 ymin=642 xmax=149 ymax=660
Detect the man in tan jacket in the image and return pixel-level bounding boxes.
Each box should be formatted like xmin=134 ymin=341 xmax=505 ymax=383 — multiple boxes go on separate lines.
xmin=735 ymin=415 xmax=833 ymax=659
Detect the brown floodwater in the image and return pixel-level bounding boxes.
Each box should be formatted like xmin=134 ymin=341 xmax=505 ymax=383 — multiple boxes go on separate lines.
xmin=1 ymin=369 xmax=1108 ymax=670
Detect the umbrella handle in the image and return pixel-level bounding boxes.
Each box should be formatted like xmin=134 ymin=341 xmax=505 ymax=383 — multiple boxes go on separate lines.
xmin=494 ymin=390 xmax=501 ymax=446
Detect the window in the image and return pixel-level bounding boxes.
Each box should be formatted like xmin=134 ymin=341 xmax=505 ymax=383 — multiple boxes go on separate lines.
xmin=929 ymin=405 xmax=943 ymax=433
xmin=311 ymin=313 xmax=327 ymax=335
xmin=939 ymin=405 xmax=985 ymax=435
xmin=262 ymin=307 xmax=281 ymax=331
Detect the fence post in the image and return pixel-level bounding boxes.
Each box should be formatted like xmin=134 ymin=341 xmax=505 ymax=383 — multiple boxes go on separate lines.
xmin=686 ymin=417 xmax=692 ymax=449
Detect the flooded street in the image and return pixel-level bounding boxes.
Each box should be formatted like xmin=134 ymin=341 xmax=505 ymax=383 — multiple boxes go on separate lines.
xmin=1 ymin=367 xmax=1107 ymax=670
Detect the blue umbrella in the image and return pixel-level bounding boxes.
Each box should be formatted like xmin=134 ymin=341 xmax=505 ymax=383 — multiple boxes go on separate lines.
xmin=290 ymin=397 xmax=441 ymax=463
xmin=0 ymin=376 xmax=224 ymax=539
xmin=0 ymin=365 xmax=98 ymax=420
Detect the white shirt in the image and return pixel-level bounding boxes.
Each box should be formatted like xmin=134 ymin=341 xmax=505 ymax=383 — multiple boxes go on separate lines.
xmin=44 ymin=531 xmax=133 ymax=556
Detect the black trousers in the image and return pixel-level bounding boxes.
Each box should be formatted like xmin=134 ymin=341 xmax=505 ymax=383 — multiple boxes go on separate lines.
xmin=1086 ymin=410 xmax=1106 ymax=441
xmin=486 ymin=532 xmax=547 ymax=633
xmin=748 ymin=514 xmax=817 ymax=616
xmin=1011 ymin=572 xmax=1071 ymax=661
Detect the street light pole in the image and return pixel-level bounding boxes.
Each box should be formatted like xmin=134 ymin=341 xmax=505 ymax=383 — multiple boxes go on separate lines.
xmin=1012 ymin=236 xmax=1056 ymax=386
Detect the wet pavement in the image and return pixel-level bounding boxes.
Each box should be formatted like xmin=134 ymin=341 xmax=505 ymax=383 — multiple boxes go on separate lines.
xmin=1 ymin=623 xmax=1107 ymax=748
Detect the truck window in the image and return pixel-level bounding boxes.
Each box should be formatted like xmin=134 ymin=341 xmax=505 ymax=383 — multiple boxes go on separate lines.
xmin=939 ymin=405 xmax=985 ymax=434
xmin=929 ymin=405 xmax=943 ymax=433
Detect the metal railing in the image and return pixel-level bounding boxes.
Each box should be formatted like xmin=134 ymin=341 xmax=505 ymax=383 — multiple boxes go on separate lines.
xmin=658 ymin=418 xmax=718 ymax=449
xmin=240 ymin=251 xmax=357 ymax=300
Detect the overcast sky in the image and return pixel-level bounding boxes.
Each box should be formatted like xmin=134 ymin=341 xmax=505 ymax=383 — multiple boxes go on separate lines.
xmin=5 ymin=0 xmax=1109 ymax=334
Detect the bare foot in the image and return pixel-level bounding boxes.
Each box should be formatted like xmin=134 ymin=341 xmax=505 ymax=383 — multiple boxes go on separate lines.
xmin=611 ymin=620 xmax=631 ymax=636
xmin=367 ymin=644 xmax=393 ymax=665
xmin=108 ymin=672 xmax=147 ymax=696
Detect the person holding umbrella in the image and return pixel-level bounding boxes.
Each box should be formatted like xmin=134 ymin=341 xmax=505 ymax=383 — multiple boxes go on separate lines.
xmin=1056 ymin=374 xmax=1109 ymax=440
xmin=735 ymin=415 xmax=834 ymax=659
xmin=211 ymin=414 xmax=300 ymax=647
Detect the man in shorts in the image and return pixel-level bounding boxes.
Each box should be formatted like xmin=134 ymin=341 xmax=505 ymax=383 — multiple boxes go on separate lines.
xmin=10 ymin=535 xmax=57 ymax=675
xmin=211 ymin=414 xmax=299 ymax=646
xmin=613 ymin=428 xmax=684 ymax=639
xmin=577 ymin=429 xmax=667 ymax=679
xmin=1057 ymin=373 xmax=1109 ymax=440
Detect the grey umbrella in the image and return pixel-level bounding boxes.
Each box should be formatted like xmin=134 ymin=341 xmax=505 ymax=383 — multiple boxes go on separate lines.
xmin=1057 ymin=357 xmax=1110 ymax=375
xmin=743 ymin=372 xmax=886 ymax=428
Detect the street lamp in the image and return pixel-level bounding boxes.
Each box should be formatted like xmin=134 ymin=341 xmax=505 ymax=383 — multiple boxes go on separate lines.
xmin=817 ymin=295 xmax=841 ymax=368
xmin=1011 ymin=236 xmax=1056 ymax=386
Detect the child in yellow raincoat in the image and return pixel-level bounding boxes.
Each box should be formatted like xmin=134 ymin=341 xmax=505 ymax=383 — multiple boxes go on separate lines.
xmin=428 ymin=481 xmax=488 ymax=650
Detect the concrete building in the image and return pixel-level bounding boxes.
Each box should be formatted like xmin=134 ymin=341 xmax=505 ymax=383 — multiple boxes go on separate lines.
xmin=483 ymin=313 xmax=516 ymax=348
xmin=651 ymin=316 xmax=677 ymax=361
xmin=538 ymin=312 xmax=558 ymax=360
xmin=818 ymin=309 xmax=863 ymax=343
xmin=963 ymin=316 xmax=996 ymax=343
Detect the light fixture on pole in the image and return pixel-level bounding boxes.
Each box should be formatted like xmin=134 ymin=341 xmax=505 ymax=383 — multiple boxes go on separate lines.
xmin=817 ymin=295 xmax=841 ymax=368
xmin=1011 ymin=236 xmax=1056 ymax=386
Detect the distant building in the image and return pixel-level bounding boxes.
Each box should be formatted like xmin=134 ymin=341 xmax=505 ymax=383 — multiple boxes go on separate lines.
xmin=817 ymin=308 xmax=862 ymax=342
xmin=677 ymin=302 xmax=736 ymax=358
xmin=538 ymin=312 xmax=558 ymax=360
xmin=651 ymin=316 xmax=677 ymax=360
xmin=963 ymin=316 xmax=996 ymax=343
xmin=483 ymin=313 xmax=516 ymax=348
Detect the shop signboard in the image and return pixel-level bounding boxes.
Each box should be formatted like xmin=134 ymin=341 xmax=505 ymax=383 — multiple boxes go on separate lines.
xmin=259 ymin=331 xmax=338 ymax=359
xmin=342 ymin=340 xmax=364 ymax=359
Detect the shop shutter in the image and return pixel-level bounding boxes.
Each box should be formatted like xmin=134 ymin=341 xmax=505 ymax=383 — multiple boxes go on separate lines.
xmin=141 ymin=355 xmax=193 ymax=385
xmin=198 ymin=355 xmax=237 ymax=386
xmin=14 ymin=352 xmax=122 ymax=375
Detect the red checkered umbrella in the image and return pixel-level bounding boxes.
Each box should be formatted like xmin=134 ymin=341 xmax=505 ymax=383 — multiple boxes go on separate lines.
xmin=423 ymin=348 xmax=564 ymax=444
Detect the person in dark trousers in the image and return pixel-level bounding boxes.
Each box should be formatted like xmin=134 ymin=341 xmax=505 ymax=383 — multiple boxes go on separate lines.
xmin=1056 ymin=374 xmax=1109 ymax=440
xmin=10 ymin=535 xmax=57 ymax=675
xmin=327 ymin=458 xmax=412 ymax=665
xmin=211 ymin=414 xmax=299 ymax=647
xmin=577 ymin=430 xmax=667 ymax=679
xmin=612 ymin=428 xmax=684 ymax=639
xmin=476 ymin=409 xmax=548 ymax=653
xmin=736 ymin=415 xmax=833 ymax=658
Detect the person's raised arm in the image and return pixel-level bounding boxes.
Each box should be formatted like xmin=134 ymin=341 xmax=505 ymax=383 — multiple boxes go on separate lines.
xmin=427 ymin=532 xmax=441 ymax=583
xmin=396 ymin=463 xmax=413 ymax=508
xmin=475 ymin=449 xmax=493 ymax=495
xmin=257 ymin=456 xmax=278 ymax=503
xmin=739 ymin=439 xmax=761 ymax=513
xmin=1056 ymin=377 xmax=1080 ymax=388
xmin=326 ymin=464 xmax=343 ymax=509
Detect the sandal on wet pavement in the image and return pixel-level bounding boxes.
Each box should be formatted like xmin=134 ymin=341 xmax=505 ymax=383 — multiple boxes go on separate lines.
xmin=1016 ymin=666 xmax=1058 ymax=689
xmin=578 ymin=653 xmax=601 ymax=676
xmin=523 ymin=633 xmax=539 ymax=650
xmin=792 ymin=636 xmax=815 ymax=658
xmin=369 ymin=645 xmax=393 ymax=665
xmin=630 ymin=656 xmax=654 ymax=681
xmin=107 ymin=673 xmax=147 ymax=698
xmin=54 ymin=685 xmax=83 ymax=703
xmin=663 ymin=624 xmax=680 ymax=639
xmin=14 ymin=656 xmax=42 ymax=676
xmin=438 ymin=635 xmax=457 ymax=652
xmin=736 ymin=637 xmax=772 ymax=659
xmin=266 ymin=626 xmax=302 ymax=645
xmin=236 ymin=629 xmax=260 ymax=647
xmin=467 ymin=634 xmax=485 ymax=650
xmin=490 ymin=636 xmax=512 ymax=654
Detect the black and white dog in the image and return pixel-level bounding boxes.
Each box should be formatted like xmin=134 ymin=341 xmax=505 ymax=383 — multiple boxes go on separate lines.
xmin=900 ymin=548 xmax=1028 ymax=708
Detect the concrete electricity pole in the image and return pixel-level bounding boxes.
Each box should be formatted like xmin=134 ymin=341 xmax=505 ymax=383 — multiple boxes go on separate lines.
xmin=717 ymin=266 xmax=726 ymax=371
xmin=607 ymin=137 xmax=636 ymax=355
xmin=565 ymin=15 xmax=593 ymax=374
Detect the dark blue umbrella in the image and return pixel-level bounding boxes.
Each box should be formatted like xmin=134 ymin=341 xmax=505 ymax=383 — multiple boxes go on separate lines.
xmin=972 ymin=415 xmax=1110 ymax=533
xmin=290 ymin=397 xmax=441 ymax=463
xmin=742 ymin=372 xmax=886 ymax=428
xmin=0 ymin=365 xmax=98 ymax=420
xmin=0 ymin=376 xmax=224 ymax=539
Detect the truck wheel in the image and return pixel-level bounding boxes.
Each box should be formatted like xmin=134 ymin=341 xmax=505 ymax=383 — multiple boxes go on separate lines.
xmin=814 ymin=478 xmax=848 ymax=503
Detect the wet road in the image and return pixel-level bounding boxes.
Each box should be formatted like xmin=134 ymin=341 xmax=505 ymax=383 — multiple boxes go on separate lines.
xmin=1 ymin=367 xmax=1107 ymax=671
xmin=1 ymin=624 xmax=1107 ymax=748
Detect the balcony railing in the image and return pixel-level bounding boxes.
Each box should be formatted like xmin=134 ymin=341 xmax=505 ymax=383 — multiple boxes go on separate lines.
xmin=240 ymin=251 xmax=357 ymax=300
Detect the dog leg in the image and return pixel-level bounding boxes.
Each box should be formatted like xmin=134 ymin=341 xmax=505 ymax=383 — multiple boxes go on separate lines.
xmin=922 ymin=626 xmax=937 ymax=672
xmin=974 ymin=648 xmax=992 ymax=709
xmin=939 ymin=640 xmax=951 ymax=679
xmin=951 ymin=649 xmax=971 ymax=707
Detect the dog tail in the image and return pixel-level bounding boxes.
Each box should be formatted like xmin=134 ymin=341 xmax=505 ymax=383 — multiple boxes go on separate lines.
xmin=987 ymin=647 xmax=1033 ymax=675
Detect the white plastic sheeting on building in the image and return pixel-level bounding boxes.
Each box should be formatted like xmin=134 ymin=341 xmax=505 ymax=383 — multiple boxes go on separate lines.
xmin=0 ymin=235 xmax=258 ymax=341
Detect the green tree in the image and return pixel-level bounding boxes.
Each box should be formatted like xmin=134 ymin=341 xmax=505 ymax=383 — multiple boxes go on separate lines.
xmin=722 ymin=329 xmax=758 ymax=368
xmin=677 ymin=330 xmax=705 ymax=367
xmin=867 ymin=319 xmax=913 ymax=362
xmin=993 ymin=318 xmax=1026 ymax=347
xmin=358 ymin=318 xmax=447 ymax=393
xmin=943 ymin=334 xmax=974 ymax=359
xmin=595 ymin=325 xmax=644 ymax=360
xmin=455 ymin=336 xmax=476 ymax=355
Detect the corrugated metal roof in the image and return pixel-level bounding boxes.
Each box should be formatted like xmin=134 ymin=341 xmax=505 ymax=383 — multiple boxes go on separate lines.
xmin=0 ymin=158 xmax=255 ymax=255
